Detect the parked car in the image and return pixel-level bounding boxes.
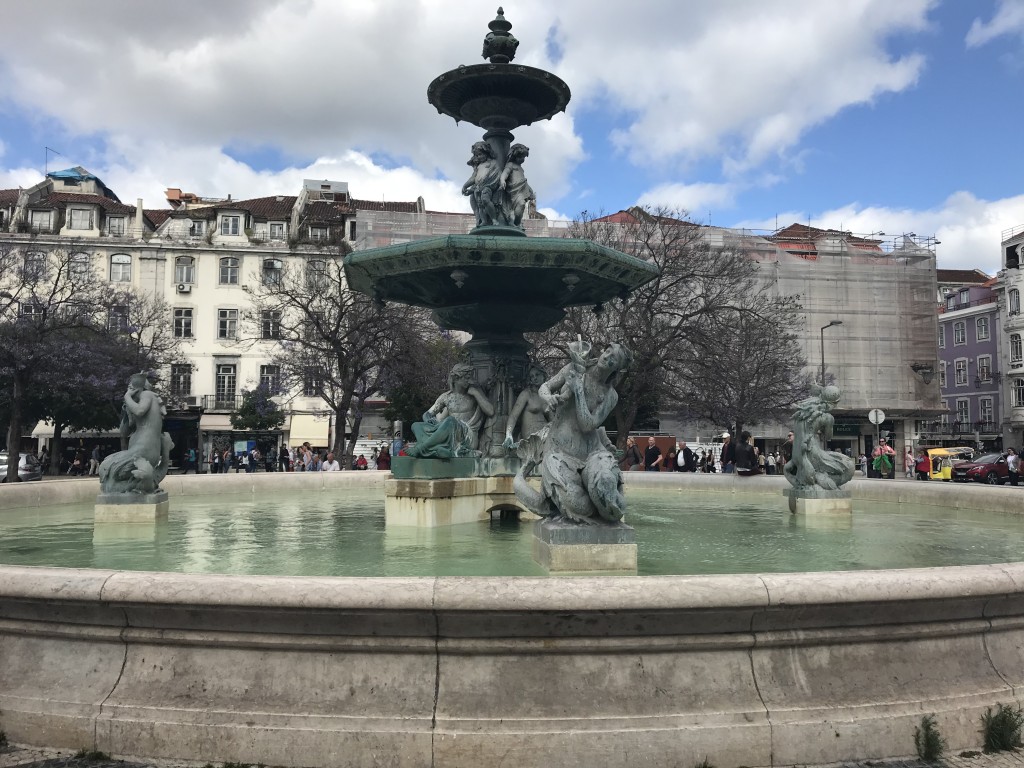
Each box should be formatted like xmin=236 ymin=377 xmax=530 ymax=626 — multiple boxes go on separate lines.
xmin=951 ymin=452 xmax=1010 ymax=484
xmin=0 ymin=452 xmax=44 ymax=482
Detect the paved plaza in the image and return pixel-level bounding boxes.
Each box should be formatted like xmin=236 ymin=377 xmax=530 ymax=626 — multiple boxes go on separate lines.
xmin=4 ymin=741 xmax=1024 ymax=768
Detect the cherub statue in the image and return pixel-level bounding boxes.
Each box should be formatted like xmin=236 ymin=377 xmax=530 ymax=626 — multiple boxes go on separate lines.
xmin=498 ymin=143 xmax=535 ymax=228
xmin=462 ymin=141 xmax=503 ymax=227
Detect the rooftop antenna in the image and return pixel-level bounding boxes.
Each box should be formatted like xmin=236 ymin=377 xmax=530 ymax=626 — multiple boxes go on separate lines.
xmin=44 ymin=146 xmax=63 ymax=176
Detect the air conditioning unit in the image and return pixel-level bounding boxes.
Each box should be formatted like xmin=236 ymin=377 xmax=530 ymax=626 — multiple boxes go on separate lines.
xmin=176 ymin=283 xmax=192 ymax=293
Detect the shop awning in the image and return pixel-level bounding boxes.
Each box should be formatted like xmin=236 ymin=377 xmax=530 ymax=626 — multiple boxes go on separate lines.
xmin=287 ymin=413 xmax=331 ymax=447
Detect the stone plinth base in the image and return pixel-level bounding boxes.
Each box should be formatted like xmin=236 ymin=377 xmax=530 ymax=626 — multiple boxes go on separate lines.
xmin=391 ymin=456 xmax=520 ymax=479
xmin=784 ymin=487 xmax=852 ymax=515
xmin=94 ymin=491 xmax=169 ymax=522
xmin=533 ymin=518 xmax=637 ymax=574
xmin=385 ymin=476 xmax=527 ymax=527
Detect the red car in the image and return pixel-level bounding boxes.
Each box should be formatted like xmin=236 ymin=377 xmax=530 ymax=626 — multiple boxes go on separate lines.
xmin=951 ymin=452 xmax=1010 ymax=484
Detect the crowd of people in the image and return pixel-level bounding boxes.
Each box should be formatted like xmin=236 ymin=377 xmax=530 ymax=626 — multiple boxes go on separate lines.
xmin=620 ymin=431 xmax=796 ymax=476
xmin=206 ymin=442 xmax=393 ymax=473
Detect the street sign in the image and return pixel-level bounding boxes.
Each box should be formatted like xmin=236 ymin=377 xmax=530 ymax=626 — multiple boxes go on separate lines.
xmin=868 ymin=408 xmax=885 ymax=425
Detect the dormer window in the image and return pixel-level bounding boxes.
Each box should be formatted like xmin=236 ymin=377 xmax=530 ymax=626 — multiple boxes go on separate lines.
xmin=310 ymin=226 xmax=328 ymax=241
xmin=68 ymin=208 xmax=94 ymax=230
xmin=189 ymin=220 xmax=206 ymax=237
xmin=107 ymin=216 xmax=126 ymax=236
xmin=959 ymin=289 xmax=969 ymax=305
xmin=269 ymin=222 xmax=285 ymax=240
xmin=29 ymin=210 xmax=51 ymax=231
xmin=945 ymin=294 xmax=955 ymax=310
xmin=220 ymin=215 xmax=240 ymax=236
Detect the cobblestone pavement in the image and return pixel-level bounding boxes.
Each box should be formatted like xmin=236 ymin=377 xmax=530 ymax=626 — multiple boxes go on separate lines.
xmin=4 ymin=741 xmax=1024 ymax=768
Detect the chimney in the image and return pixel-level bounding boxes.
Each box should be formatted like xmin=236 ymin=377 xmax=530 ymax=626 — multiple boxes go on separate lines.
xmin=135 ymin=198 xmax=144 ymax=237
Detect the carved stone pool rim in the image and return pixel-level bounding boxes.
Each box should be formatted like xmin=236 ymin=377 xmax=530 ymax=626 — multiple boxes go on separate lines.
xmin=0 ymin=473 xmax=1022 ymax=768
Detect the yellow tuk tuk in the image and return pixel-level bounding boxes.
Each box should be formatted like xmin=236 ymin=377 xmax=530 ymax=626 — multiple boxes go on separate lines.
xmin=925 ymin=447 xmax=974 ymax=481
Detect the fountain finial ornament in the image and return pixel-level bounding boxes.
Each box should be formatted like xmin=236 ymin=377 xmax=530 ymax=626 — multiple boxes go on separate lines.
xmin=782 ymin=384 xmax=856 ymax=514
xmin=483 ymin=7 xmax=519 ymax=63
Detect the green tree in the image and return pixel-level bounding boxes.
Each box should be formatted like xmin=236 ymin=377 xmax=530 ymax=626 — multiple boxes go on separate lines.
xmin=230 ymin=384 xmax=286 ymax=432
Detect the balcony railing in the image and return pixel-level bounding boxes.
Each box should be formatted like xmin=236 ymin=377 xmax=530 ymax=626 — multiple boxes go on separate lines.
xmin=918 ymin=420 xmax=999 ymax=437
xmin=202 ymin=395 xmax=242 ymax=412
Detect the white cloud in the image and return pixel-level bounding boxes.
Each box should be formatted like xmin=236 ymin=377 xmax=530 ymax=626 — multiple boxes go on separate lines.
xmin=551 ymin=0 xmax=935 ymax=173
xmin=0 ymin=0 xmax=935 ymax=209
xmin=967 ymin=0 xmax=1024 ymax=48
xmin=636 ymin=182 xmax=736 ymax=214
xmin=734 ymin=191 xmax=1024 ymax=275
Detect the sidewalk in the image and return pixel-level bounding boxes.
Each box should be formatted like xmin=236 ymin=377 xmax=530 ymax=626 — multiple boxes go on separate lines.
xmin=4 ymin=741 xmax=1024 ymax=768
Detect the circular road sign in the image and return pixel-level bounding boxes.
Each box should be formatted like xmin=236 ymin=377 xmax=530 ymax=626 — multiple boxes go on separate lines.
xmin=867 ymin=408 xmax=886 ymax=425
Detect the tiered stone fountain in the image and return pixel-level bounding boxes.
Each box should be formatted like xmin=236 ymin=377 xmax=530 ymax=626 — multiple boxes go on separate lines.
xmin=344 ymin=9 xmax=657 ymax=529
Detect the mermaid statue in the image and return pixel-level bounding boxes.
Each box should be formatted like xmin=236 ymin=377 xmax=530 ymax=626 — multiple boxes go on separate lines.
xmin=513 ymin=339 xmax=632 ymax=525
xmin=783 ymin=384 xmax=855 ymax=492
xmin=98 ymin=373 xmax=173 ymax=495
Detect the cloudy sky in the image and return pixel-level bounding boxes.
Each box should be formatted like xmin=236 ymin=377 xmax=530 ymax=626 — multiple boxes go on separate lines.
xmin=1 ymin=0 xmax=1023 ymax=273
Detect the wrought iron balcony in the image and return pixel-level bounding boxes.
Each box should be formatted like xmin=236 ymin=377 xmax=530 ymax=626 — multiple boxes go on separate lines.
xmin=202 ymin=395 xmax=241 ymax=412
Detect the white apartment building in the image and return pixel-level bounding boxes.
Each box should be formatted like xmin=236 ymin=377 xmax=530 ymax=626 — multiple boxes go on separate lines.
xmin=0 ymin=169 xmax=423 ymax=465
xmin=995 ymin=226 xmax=1024 ymax=448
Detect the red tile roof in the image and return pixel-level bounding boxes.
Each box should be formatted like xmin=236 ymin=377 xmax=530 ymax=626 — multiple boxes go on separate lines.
xmin=351 ymin=198 xmax=421 ymax=213
xmin=0 ymin=189 xmax=20 ymax=207
xmin=232 ymin=195 xmax=297 ymax=220
xmin=145 ymin=209 xmax=172 ymax=229
xmin=302 ymin=199 xmax=355 ymax=223
xmin=936 ymin=268 xmax=991 ymax=284
xmin=46 ymin=191 xmax=138 ymax=215
xmin=770 ymin=222 xmax=883 ymax=250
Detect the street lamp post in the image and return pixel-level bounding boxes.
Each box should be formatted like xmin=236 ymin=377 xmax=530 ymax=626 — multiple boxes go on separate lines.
xmin=820 ymin=320 xmax=843 ymax=385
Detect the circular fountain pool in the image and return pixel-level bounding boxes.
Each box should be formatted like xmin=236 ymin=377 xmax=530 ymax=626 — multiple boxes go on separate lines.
xmin=2 ymin=472 xmax=1024 ymax=768
xmin=1 ymin=483 xmax=1023 ymax=576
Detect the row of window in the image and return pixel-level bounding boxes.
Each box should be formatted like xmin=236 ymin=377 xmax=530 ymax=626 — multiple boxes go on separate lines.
xmin=15 ymin=252 xmax=334 ymax=288
xmin=27 ymin=209 xmax=129 ymax=235
xmin=174 ymin=256 xmax=328 ymax=287
xmin=939 ymin=316 xmax=991 ymax=347
xmin=173 ymin=308 xmax=281 ymax=340
xmin=168 ymin=363 xmax=321 ymax=398
xmin=939 ymin=355 xmax=995 ymax=387
xmin=940 ymin=397 xmax=996 ymax=425
xmin=18 ymin=251 xmax=134 ymax=282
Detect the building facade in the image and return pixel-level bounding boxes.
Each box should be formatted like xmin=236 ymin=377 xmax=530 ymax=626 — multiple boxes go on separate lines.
xmin=2 ymin=169 xmax=946 ymax=467
xmin=996 ymin=226 xmax=1024 ymax=449
xmin=933 ymin=281 xmax=1001 ymax=450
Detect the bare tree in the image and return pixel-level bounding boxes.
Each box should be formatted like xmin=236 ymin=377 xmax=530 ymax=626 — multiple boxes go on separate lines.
xmin=530 ymin=207 xmax=808 ymax=443
xmin=672 ymin=308 xmax=811 ymax=437
xmin=244 ymin=252 xmax=420 ymax=467
xmin=1 ymin=248 xmax=108 ymax=478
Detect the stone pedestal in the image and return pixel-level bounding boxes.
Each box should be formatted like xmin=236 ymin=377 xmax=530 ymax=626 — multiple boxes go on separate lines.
xmin=385 ymin=476 xmax=527 ymax=527
xmin=784 ymin=487 xmax=853 ymax=515
xmin=95 ymin=491 xmax=169 ymax=523
xmin=532 ymin=518 xmax=637 ymax=574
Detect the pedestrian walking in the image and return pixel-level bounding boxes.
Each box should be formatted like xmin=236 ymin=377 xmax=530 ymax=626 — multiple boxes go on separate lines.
xmin=1008 ymin=448 xmax=1020 ymax=487
xmin=643 ymin=437 xmax=663 ymax=471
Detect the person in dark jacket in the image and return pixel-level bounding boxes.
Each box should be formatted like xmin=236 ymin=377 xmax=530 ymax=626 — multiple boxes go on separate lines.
xmin=734 ymin=430 xmax=757 ymax=476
